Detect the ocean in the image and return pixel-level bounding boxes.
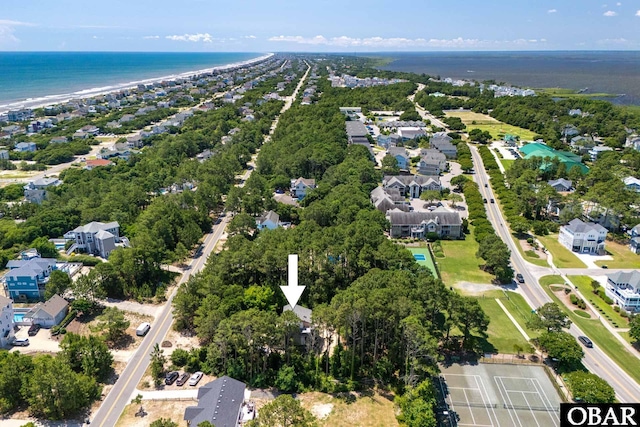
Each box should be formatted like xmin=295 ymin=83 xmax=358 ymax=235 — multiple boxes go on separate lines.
xmin=378 ymin=51 xmax=640 ymax=106
xmin=0 ymin=52 xmax=265 ymax=110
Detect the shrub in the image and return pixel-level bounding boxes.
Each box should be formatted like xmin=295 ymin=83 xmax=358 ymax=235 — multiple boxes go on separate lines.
xmin=570 ymin=294 xmax=578 ymax=305
xmin=614 ymin=306 xmax=621 ymax=313
xmin=564 ymin=288 xmax=571 ymax=295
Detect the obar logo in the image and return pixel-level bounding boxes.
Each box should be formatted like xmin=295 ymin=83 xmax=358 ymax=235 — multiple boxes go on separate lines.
xmin=561 ymin=404 xmax=640 ymax=426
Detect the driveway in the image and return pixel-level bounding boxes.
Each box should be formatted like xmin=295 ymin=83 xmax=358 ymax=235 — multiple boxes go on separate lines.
xmin=573 ymin=252 xmax=613 ymax=269
xmin=10 ymin=326 xmax=61 ymax=354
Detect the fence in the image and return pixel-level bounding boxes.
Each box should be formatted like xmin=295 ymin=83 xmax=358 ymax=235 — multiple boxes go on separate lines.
xmin=479 ymin=353 xmax=542 ymax=366
xmin=427 ymin=243 xmax=442 ymax=279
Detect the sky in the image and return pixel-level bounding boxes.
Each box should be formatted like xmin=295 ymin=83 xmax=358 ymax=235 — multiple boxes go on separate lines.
xmin=1 ymin=0 xmax=640 ymax=52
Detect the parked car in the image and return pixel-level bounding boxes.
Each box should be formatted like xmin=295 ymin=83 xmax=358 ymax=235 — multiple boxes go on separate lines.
xmin=176 ymin=372 xmax=190 ymax=386
xmin=516 ymin=273 xmax=525 ymax=284
xmin=12 ymin=338 xmax=29 ymax=346
xmin=28 ymin=324 xmax=40 ymax=336
xmin=601 ymin=265 xmax=608 ymax=269
xmin=188 ymin=371 xmax=203 ymax=386
xmin=578 ymin=336 xmax=593 ymax=348
xmin=164 ymin=371 xmax=179 ymax=385
xmin=136 ymin=322 xmax=151 ymax=337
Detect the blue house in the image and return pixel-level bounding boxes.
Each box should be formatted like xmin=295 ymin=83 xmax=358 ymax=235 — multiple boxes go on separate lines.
xmin=387 ymin=147 xmax=410 ymax=170
xmin=14 ymin=142 xmax=37 ymax=152
xmin=4 ymin=258 xmax=57 ymax=300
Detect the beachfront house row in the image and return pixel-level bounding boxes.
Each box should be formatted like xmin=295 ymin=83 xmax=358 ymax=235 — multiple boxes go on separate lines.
xmin=386 ymin=208 xmax=463 ymax=239
xmin=64 ymin=221 xmax=125 ymax=259
xmin=624 ymin=176 xmax=640 ymax=193
xmin=0 ymin=296 xmax=15 ymax=347
xmin=605 ymin=271 xmax=640 ymax=313
xmin=23 ymin=294 xmax=69 ymax=328
xmin=383 ymin=175 xmax=441 ymax=199
xmin=558 ymin=218 xmax=608 ymax=255
xmin=23 ymin=177 xmax=63 ymax=204
xmin=290 ymin=177 xmax=317 ymax=199
xmin=3 ymin=257 xmax=58 ymax=300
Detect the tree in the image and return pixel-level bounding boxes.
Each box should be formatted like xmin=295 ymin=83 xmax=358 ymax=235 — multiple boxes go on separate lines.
xmin=150 ymin=419 xmax=178 ymax=427
xmin=44 ymin=270 xmax=72 ymax=300
xmin=565 ymin=371 xmax=615 ymax=403
xmin=420 ymin=190 xmax=441 ymax=204
xmin=24 ymin=355 xmax=100 ymax=420
xmin=395 ymin=379 xmax=437 ymax=427
xmin=537 ymin=331 xmax=583 ymax=371
xmin=448 ymin=193 xmax=463 ymax=208
xmin=227 ymin=213 xmax=256 ymax=237
xmin=381 ymin=154 xmax=400 ymax=175
xmin=468 ymin=128 xmax=492 ymax=144
xmin=0 ymin=351 xmax=33 ymax=414
xmin=476 ymin=235 xmax=513 ymax=283
xmin=510 ymin=217 xmax=531 ymax=236
xmin=247 ymin=394 xmax=318 ymax=427
xmin=92 ymin=307 xmax=130 ymax=345
xmin=150 ymin=343 xmax=166 ymax=387
xmin=526 ymin=302 xmax=571 ymax=332
xmin=629 ymin=315 xmax=640 ymax=343
xmin=590 ymin=280 xmax=601 ymax=294
xmin=450 ymin=175 xmax=468 ymax=192
xmin=60 ymin=333 xmax=114 ymax=382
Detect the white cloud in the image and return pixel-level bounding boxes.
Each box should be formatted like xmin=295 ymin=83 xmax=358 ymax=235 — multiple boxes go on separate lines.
xmin=636 ymin=10 xmax=640 ymax=16
xmin=597 ymin=37 xmax=629 ymax=44
xmin=617 ymin=2 xmax=622 ymax=5
xmin=92 ymin=35 xmax=102 ymax=39
xmin=166 ymin=33 xmax=213 ymax=43
xmin=603 ymin=10 xmax=617 ymax=16
xmin=267 ymin=35 xmax=547 ymax=49
xmin=0 ymin=19 xmax=35 ymax=44
xmin=547 ymin=9 xmax=557 ymax=13
xmin=143 ymin=35 xmax=160 ymax=39
xmin=244 ymin=35 xmax=257 ymax=39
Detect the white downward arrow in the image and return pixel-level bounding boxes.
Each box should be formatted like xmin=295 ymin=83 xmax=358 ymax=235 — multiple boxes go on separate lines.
xmin=280 ymin=254 xmax=305 ymax=309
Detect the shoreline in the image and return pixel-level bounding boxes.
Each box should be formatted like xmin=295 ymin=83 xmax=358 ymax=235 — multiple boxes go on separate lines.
xmin=0 ymin=53 xmax=274 ymax=115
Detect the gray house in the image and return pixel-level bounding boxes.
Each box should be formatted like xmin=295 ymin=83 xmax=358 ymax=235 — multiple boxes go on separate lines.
xmin=184 ymin=376 xmax=250 ymax=426
xmin=548 ymin=178 xmax=573 ymax=192
xmin=64 ymin=221 xmax=123 ymax=258
xmin=23 ymin=177 xmax=63 ymax=204
xmin=386 ymin=208 xmax=463 ymax=239
xmin=430 ymin=132 xmax=457 ymax=158
xmin=418 ymin=148 xmax=447 ymax=176
xmin=383 ymin=175 xmax=441 ymax=199
xmin=24 ymin=294 xmax=68 ymax=327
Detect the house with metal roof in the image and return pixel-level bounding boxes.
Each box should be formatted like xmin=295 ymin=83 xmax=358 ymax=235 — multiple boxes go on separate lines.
xmin=386 ymin=208 xmax=462 ymax=239
xmin=184 ymin=376 xmax=249 ymax=426
xmin=558 ymin=218 xmax=607 ymax=255
xmin=519 ymin=143 xmax=589 ymax=174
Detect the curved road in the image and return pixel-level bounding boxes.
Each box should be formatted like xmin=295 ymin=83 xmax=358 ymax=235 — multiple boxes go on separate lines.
xmin=469 ymin=145 xmax=640 ymax=403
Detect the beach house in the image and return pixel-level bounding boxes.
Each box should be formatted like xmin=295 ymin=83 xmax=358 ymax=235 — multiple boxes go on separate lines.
xmin=558 ymin=218 xmax=607 ymax=255
xmin=184 ymin=376 xmax=251 ymax=426
xmin=387 ymin=147 xmax=410 ymax=170
xmin=64 ymin=221 xmax=125 ymax=259
xmin=290 ymin=177 xmax=317 ymax=199
xmin=3 ymin=257 xmax=58 ymax=300
xmin=0 ymin=296 xmax=15 ymax=347
xmin=605 ymin=271 xmax=640 ymax=313
xmin=23 ymin=177 xmax=63 ymax=204
xmin=23 ymin=294 xmax=69 ymax=328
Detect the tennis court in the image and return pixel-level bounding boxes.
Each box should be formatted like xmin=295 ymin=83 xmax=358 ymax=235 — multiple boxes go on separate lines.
xmin=437 ymin=363 xmax=562 ymax=427
xmin=408 ymin=247 xmax=438 ymax=278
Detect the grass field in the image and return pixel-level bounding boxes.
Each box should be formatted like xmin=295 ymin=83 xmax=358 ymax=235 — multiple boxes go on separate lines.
xmin=540 ymin=276 xmax=640 ymax=385
xmin=408 ymin=247 xmax=438 ymax=279
xmin=569 ymin=275 xmax=629 ymax=328
xmin=538 ymin=235 xmax=587 ymax=268
xmin=539 ymin=275 xmax=564 ymax=287
xmin=444 ymin=110 xmax=537 ymax=141
xmin=536 ymin=87 xmax=619 ymax=98
xmin=595 ymin=240 xmax=640 ymax=268
xmin=511 ymin=235 xmax=549 ymax=267
xmin=438 ymin=227 xmax=493 ymax=285
xmin=499 ymin=158 xmax=515 ymax=171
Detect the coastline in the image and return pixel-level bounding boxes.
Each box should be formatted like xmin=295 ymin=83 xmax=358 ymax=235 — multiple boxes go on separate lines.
xmin=0 ymin=53 xmax=274 ymax=115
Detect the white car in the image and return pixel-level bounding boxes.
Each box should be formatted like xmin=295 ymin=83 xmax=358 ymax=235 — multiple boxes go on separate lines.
xmin=188 ymin=371 xmax=203 ymax=386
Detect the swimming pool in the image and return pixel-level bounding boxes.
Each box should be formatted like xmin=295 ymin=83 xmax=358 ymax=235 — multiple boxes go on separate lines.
xmin=14 ymin=313 xmax=25 ymax=322
xmin=413 ymin=254 xmax=426 ymax=261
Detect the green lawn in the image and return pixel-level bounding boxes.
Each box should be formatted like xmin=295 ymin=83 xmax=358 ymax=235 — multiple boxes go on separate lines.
xmin=595 ymin=240 xmax=640 ymax=268
xmin=510 ymin=235 xmax=549 ymax=267
xmin=538 ymin=235 xmax=587 ymax=268
xmin=569 ymin=275 xmax=629 ymax=328
xmin=540 ymin=277 xmax=640 ymax=385
xmin=408 ymin=247 xmax=438 ymax=279
xmin=444 ymin=110 xmax=537 ymax=141
xmin=539 ymin=275 xmax=564 ymax=287
xmin=536 ymin=87 xmax=619 ymax=98
xmin=477 ymin=293 xmax=534 ymax=354
xmin=438 ymin=227 xmax=493 ymax=285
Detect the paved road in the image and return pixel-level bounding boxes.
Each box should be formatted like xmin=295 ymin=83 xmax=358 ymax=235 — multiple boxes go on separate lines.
xmin=90 ymin=60 xmax=309 ymax=427
xmin=469 ymin=145 xmax=640 ymax=403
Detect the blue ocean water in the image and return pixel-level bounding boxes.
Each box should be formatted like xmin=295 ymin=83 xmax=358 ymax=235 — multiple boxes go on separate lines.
xmin=0 ymin=52 xmax=263 ymax=106
xmin=378 ymin=51 xmax=640 ymax=105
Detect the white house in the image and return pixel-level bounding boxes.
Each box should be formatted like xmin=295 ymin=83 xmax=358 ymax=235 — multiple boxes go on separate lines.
xmin=558 ymin=218 xmax=608 ymax=255
xmin=0 ymin=296 xmax=15 ymax=347
xmin=64 ymin=221 xmax=125 ymax=259
xmin=290 ymin=177 xmax=316 ymax=199
xmin=14 ymin=142 xmax=36 ymax=152
xmin=23 ymin=294 xmax=68 ymax=328
xmin=605 ymin=271 xmax=640 ymax=313
xmin=256 ymin=210 xmax=280 ymax=230
xmin=624 ymin=176 xmax=640 ymax=193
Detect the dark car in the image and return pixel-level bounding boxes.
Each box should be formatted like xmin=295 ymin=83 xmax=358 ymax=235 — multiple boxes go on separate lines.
xmin=490 ymin=199 xmax=495 ymax=203
xmin=176 ymin=372 xmax=190 ymax=386
xmin=601 ymin=265 xmax=608 ymax=269
xmin=483 ymin=198 xmax=487 ymax=203
xmin=28 ymin=324 xmax=40 ymax=336
xmin=516 ymin=273 xmax=525 ymax=283
xmin=164 ymin=371 xmax=179 ymax=385
xmin=578 ymin=336 xmax=593 ymax=348
xmin=484 ymin=183 xmax=488 ymax=188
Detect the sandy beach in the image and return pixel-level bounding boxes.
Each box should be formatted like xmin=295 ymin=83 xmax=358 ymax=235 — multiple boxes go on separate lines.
xmin=0 ymin=53 xmax=274 ymax=115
